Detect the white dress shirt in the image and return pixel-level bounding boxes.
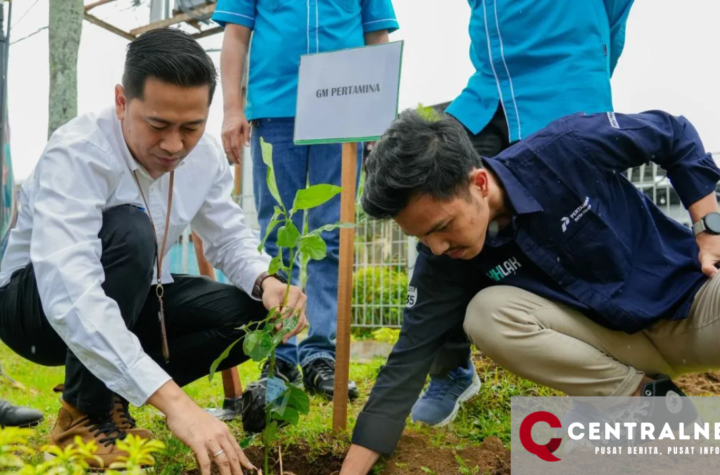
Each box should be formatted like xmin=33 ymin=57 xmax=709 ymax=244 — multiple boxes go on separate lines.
xmin=0 ymin=107 xmax=271 ymax=406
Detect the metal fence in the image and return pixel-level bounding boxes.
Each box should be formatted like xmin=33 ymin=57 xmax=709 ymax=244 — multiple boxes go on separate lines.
xmin=169 ymin=189 xmax=414 ymax=328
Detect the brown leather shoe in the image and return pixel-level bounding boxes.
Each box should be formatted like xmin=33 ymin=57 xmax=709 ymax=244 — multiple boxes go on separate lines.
xmin=112 ymin=396 xmax=153 ymax=440
xmin=49 ymin=399 xmax=128 ymax=470
xmin=52 ymin=384 xmax=153 ymax=441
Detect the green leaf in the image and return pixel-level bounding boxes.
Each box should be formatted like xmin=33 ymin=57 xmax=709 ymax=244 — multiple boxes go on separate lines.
xmin=299 ymin=235 xmax=327 ymax=261
xmin=271 ymin=406 xmax=299 ymax=425
xmin=208 ymin=338 xmax=241 ymax=382
xmin=239 ymin=435 xmax=257 ymax=449
xmin=260 ymin=138 xmax=283 ymax=208
xmin=277 ymin=221 xmax=301 ymax=248
xmin=286 ymin=386 xmax=311 ymax=415
xmin=276 ymin=312 xmax=299 ymax=342
xmin=257 ymin=207 xmax=284 ymax=253
xmin=263 ymin=420 xmax=278 ymax=446
xmin=269 ymin=254 xmax=284 ymax=275
xmin=308 ymin=221 xmax=355 ymax=236
xmin=243 ymin=331 xmax=274 ymax=362
xmin=292 ymin=184 xmax=342 ymax=212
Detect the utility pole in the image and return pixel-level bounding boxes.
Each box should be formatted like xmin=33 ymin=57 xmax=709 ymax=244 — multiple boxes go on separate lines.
xmin=0 ymin=0 xmax=13 ymax=243
xmin=48 ymin=0 xmax=83 ymax=138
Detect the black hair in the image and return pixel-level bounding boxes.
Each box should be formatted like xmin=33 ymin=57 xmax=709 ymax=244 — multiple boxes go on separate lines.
xmin=361 ymin=109 xmax=482 ymax=219
xmin=122 ymin=28 xmax=217 ymax=104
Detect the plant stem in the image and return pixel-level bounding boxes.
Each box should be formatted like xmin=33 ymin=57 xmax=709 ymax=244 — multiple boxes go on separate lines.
xmin=282 ymin=248 xmax=295 ymax=308
xmin=265 ymin=350 xmax=276 ymax=475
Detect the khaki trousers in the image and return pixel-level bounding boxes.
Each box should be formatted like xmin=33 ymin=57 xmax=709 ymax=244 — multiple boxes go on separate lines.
xmin=463 ymin=276 xmax=720 ymax=397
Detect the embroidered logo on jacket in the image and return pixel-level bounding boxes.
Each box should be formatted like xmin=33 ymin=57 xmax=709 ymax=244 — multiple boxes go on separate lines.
xmin=560 ymin=197 xmax=592 ymax=233
xmin=486 ymin=257 xmax=522 ymax=282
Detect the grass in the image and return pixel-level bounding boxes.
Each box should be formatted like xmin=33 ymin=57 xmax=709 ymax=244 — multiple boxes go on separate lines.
xmin=1 ymin=339 xmax=558 ymax=472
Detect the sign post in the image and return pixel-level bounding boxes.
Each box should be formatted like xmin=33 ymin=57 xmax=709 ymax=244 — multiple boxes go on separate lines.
xmin=294 ymin=41 xmax=403 ymax=432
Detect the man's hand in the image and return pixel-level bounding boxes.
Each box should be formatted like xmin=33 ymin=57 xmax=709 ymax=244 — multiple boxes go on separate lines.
xmin=340 ymin=444 xmax=382 ymax=475
xmin=689 ymin=193 xmax=720 ymax=278
xmin=149 ymin=382 xmax=257 ymax=475
xmin=261 ymin=277 xmax=308 ymax=343
xmin=221 ymin=108 xmax=250 ymax=165
xmin=697 ymin=232 xmax=720 ymax=278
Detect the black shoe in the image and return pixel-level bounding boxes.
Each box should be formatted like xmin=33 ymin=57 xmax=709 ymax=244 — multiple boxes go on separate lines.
xmin=241 ymin=358 xmax=301 ymax=434
xmin=302 ymin=358 xmax=358 ymax=400
xmin=259 ymin=358 xmax=302 ymax=387
xmin=0 ymin=399 xmax=44 ymax=428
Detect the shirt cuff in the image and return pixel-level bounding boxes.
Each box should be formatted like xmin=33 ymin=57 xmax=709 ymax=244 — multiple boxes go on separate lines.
xmin=670 ymin=154 xmax=720 ymax=209
xmin=107 ymin=353 xmax=172 ymax=407
xmin=362 ymin=19 xmax=399 ymax=34
xmin=212 ymin=10 xmax=255 ymax=29
xmin=244 ymin=259 xmax=272 ymax=302
xmin=352 ymin=411 xmax=406 ymax=455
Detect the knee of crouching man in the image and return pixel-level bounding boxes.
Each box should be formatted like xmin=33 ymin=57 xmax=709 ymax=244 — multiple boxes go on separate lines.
xmin=463 ymin=287 xmax=507 ymax=356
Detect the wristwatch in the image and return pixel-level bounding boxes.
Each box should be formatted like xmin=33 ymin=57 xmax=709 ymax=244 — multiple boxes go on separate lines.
xmin=692 ymin=212 xmax=720 ymax=236
xmin=251 ymin=271 xmax=288 ymax=299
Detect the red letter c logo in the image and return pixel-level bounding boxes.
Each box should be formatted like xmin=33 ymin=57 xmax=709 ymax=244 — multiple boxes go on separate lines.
xmin=520 ymin=411 xmax=562 ymax=462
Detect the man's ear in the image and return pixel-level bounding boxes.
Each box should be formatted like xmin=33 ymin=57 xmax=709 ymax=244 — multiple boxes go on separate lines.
xmin=115 ymin=85 xmax=127 ymax=120
xmin=470 ymin=168 xmax=490 ymax=198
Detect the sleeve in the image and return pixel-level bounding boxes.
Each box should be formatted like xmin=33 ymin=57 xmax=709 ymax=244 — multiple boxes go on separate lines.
xmin=212 ymin=0 xmax=256 ymax=29
xmin=361 ymin=0 xmax=399 ymax=34
xmin=351 ymin=245 xmax=481 ymax=454
xmin=31 ymin=143 xmax=171 ymax=407
xmin=603 ymin=0 xmax=634 ymax=75
xmin=569 ymin=111 xmax=720 ymax=209
xmin=190 ymin=141 xmax=271 ymax=298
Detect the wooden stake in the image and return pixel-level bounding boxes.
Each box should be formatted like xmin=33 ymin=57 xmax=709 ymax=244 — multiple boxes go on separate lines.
xmin=332 ymin=142 xmax=357 ymax=433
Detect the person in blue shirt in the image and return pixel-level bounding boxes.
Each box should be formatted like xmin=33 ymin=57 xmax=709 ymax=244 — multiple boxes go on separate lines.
xmin=339 ymin=109 xmax=720 ymax=473
xmin=413 ymin=0 xmax=635 ymax=427
xmin=213 ymin=1 xmax=399 ymax=398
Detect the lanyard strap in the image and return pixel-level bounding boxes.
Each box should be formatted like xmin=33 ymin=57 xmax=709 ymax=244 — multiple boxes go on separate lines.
xmin=132 ymin=170 xmax=175 ymax=362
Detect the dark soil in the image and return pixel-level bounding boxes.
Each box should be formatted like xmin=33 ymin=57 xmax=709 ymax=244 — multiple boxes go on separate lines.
xmin=185 ymin=433 xmax=509 ymax=475
xmin=184 ymin=360 xmax=720 ymax=474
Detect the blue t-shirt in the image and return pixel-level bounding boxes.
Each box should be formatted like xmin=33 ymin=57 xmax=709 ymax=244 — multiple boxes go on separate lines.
xmin=213 ymin=0 xmax=399 ymax=120
xmin=447 ymin=0 xmax=634 ymax=141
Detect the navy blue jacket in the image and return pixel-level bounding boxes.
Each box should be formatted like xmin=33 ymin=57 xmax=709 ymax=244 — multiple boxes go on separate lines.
xmin=352 ymin=111 xmax=720 ymax=455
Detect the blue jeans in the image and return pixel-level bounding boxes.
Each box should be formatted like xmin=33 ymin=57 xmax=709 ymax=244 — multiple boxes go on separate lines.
xmin=251 ymin=118 xmax=362 ymax=368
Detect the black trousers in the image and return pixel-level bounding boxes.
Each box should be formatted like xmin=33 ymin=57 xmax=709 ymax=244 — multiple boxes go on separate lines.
xmin=430 ymin=103 xmax=511 ymax=376
xmin=0 ymin=205 xmax=266 ymax=416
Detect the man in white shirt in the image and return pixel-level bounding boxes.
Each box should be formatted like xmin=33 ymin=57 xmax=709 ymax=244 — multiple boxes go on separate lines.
xmin=0 ymin=28 xmax=305 ymax=474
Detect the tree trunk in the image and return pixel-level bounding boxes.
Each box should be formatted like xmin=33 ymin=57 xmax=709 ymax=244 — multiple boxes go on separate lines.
xmin=48 ymin=0 xmax=83 ymax=138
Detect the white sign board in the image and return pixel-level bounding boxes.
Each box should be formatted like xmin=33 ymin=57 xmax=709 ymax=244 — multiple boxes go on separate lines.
xmin=294 ymin=41 xmax=403 ymax=145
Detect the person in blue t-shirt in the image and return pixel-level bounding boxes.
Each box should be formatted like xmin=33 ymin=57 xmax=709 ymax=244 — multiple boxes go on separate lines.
xmin=213 ymin=1 xmax=399 ymax=399
xmin=411 ymin=0 xmax=635 ymax=427
xmin=341 ymin=108 xmax=720 ymax=474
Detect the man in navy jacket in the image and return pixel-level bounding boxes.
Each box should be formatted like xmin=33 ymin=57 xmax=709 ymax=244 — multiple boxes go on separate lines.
xmin=340 ymin=109 xmax=720 ymax=473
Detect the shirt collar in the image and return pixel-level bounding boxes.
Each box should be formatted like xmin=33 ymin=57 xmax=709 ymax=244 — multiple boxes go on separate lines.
xmin=113 ymin=110 xmax=146 ymax=176
xmin=482 ymin=157 xmax=543 ymax=215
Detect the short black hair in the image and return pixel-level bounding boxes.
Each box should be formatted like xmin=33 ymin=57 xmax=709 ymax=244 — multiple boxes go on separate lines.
xmin=122 ymin=28 xmax=217 ymax=104
xmin=361 ymin=110 xmax=482 ymax=219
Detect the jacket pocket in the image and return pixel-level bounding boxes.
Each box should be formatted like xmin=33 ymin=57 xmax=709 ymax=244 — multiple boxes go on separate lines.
xmin=562 ymin=215 xmax=629 ymax=291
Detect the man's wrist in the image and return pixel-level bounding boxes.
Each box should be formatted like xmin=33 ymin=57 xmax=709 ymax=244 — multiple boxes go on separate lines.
xmin=252 ymin=271 xmax=288 ymax=299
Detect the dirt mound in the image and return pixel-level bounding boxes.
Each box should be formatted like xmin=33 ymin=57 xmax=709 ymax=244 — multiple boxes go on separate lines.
xmin=184 ymin=433 xmax=510 ymax=475
xmin=381 ymin=433 xmax=509 ymax=475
